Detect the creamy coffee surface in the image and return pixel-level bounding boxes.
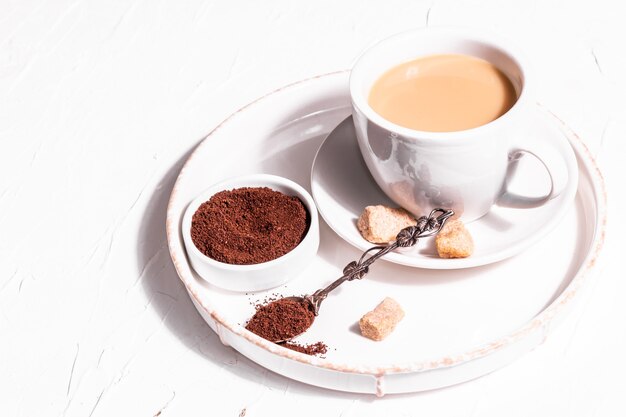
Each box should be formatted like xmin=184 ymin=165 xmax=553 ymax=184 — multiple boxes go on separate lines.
xmin=368 ymin=54 xmax=517 ymax=132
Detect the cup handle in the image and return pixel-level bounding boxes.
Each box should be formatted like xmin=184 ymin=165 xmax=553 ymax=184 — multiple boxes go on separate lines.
xmin=497 ymin=148 xmax=559 ymax=209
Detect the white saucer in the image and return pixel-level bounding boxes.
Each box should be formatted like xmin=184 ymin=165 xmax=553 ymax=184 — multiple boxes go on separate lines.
xmin=311 ymin=111 xmax=579 ymax=269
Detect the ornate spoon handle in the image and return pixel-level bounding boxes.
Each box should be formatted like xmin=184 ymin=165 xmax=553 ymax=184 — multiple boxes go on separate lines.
xmin=304 ymin=208 xmax=454 ymax=314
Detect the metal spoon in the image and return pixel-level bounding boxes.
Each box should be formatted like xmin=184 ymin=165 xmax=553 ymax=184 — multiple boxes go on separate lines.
xmin=272 ymin=208 xmax=454 ymax=343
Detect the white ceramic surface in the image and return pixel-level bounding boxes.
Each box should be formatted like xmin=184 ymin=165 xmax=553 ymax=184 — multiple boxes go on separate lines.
xmin=311 ymin=109 xmax=578 ymax=269
xmin=181 ymin=174 xmax=320 ymax=292
xmin=166 ymin=72 xmax=606 ymax=395
xmin=350 ymin=27 xmax=573 ymax=221
xmin=4 ymin=2 xmax=624 ymax=415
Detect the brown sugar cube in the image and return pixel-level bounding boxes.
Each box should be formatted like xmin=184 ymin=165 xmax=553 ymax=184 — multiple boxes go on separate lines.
xmin=435 ymin=219 xmax=474 ymax=258
xmin=357 ymin=205 xmax=417 ymax=244
xmin=359 ymin=297 xmax=405 ymax=341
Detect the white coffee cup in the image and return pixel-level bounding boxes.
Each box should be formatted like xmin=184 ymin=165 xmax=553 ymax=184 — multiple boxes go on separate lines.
xmin=350 ymin=27 xmax=570 ymax=221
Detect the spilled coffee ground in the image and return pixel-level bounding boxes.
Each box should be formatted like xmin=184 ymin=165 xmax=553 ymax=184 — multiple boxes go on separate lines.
xmin=245 ymin=298 xmax=328 ymax=356
xmin=190 ymin=187 xmax=308 ymax=265
xmin=281 ymin=341 xmax=328 ymax=356
xmin=246 ymin=298 xmax=314 ymax=342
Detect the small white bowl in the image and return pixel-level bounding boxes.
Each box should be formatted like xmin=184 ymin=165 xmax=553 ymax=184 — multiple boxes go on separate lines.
xmin=181 ymin=174 xmax=320 ymax=292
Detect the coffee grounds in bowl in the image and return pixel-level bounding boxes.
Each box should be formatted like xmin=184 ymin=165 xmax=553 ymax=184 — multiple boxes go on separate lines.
xmin=191 ymin=187 xmax=309 ymax=265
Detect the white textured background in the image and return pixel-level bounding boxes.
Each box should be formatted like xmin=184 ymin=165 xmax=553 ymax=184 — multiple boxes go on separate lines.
xmin=1 ymin=0 xmax=624 ymax=415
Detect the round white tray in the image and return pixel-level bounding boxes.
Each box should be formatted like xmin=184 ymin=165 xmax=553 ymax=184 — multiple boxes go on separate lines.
xmin=166 ymin=71 xmax=606 ymax=395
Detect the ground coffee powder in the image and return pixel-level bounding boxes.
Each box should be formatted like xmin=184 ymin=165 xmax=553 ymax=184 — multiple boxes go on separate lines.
xmin=282 ymin=341 xmax=328 ymax=356
xmin=245 ymin=298 xmax=328 ymax=356
xmin=245 ymin=298 xmax=315 ymax=342
xmin=191 ymin=187 xmax=308 ymax=265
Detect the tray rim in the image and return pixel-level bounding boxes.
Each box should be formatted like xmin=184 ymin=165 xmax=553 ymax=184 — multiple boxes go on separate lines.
xmin=165 ymin=71 xmax=607 ymax=376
